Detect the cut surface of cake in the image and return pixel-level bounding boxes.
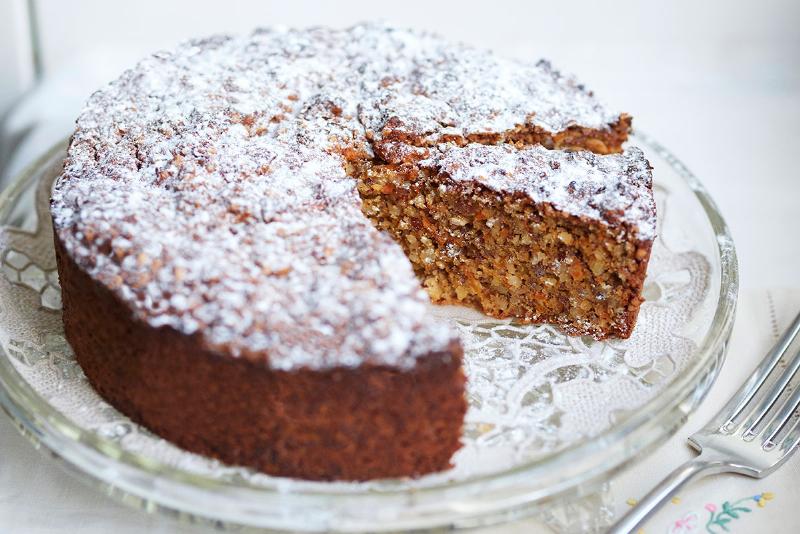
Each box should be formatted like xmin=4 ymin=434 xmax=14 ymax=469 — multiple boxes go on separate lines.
xmin=50 ymin=23 xmax=654 ymax=481
xmin=358 ymin=144 xmax=654 ymax=339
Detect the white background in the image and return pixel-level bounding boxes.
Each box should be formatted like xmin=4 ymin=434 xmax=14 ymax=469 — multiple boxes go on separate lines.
xmin=0 ymin=1 xmax=798 ymax=532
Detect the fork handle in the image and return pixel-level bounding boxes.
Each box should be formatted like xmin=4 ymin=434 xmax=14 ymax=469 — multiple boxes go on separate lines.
xmin=608 ymin=451 xmax=731 ymax=533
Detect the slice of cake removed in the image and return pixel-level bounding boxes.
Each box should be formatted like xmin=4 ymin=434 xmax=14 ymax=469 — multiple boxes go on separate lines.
xmin=358 ymin=144 xmax=656 ymax=339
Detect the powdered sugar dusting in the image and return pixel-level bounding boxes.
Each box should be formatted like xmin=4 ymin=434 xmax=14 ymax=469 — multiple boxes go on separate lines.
xmin=423 ymin=144 xmax=656 ymax=240
xmin=51 ymin=23 xmax=643 ymax=370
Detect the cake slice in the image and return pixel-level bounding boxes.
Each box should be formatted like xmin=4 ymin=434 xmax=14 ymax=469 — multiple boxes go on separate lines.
xmin=358 ymin=144 xmax=656 ymax=339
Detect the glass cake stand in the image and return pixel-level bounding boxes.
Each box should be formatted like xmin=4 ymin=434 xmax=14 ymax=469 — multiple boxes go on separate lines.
xmin=0 ymin=133 xmax=737 ymax=532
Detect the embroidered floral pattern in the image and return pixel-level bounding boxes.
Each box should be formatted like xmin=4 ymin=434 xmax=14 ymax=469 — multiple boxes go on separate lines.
xmin=665 ymin=492 xmax=774 ymax=533
xmin=668 ymin=512 xmax=699 ymax=534
xmin=705 ymin=499 xmax=752 ymax=532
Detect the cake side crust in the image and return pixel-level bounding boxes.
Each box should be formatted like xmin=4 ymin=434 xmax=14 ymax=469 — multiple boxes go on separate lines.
xmin=55 ymin=233 xmax=467 ymax=481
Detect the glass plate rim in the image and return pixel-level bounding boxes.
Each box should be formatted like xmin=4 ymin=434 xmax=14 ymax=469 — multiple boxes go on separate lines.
xmin=0 ymin=132 xmax=739 ymax=502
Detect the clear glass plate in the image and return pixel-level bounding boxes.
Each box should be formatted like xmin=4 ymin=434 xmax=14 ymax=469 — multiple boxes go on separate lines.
xmin=0 ymin=132 xmax=737 ymax=532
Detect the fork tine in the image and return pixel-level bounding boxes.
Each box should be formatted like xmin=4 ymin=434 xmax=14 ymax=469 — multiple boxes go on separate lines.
xmin=780 ymin=416 xmax=800 ymax=454
xmin=721 ymin=310 xmax=800 ymax=433
xmin=762 ymin=375 xmax=800 ymax=449
xmin=742 ymin=340 xmax=800 ymax=439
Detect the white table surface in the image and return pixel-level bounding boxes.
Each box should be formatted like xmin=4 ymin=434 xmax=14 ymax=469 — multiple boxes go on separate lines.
xmin=0 ymin=2 xmax=798 ymax=531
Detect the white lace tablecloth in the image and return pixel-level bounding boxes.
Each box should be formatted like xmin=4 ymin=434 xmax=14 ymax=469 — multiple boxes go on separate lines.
xmin=0 ymin=287 xmax=797 ymax=533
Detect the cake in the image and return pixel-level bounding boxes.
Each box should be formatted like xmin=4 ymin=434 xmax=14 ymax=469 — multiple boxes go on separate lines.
xmin=50 ymin=23 xmax=656 ymax=481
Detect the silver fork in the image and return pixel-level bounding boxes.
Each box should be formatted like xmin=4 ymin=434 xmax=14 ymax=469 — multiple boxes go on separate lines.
xmin=610 ymin=310 xmax=800 ymax=533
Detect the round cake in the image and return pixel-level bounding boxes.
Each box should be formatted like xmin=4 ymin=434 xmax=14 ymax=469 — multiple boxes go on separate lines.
xmin=51 ymin=23 xmax=654 ymax=481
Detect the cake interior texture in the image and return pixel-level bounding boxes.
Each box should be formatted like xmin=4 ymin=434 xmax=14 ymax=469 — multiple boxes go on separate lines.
xmin=355 ymin=132 xmax=653 ymax=339
xmin=357 ymin=162 xmax=650 ymax=339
